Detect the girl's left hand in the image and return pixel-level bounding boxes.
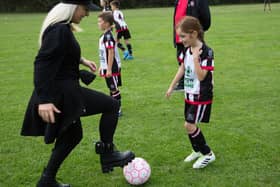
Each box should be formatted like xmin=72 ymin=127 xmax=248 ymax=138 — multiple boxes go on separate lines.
xmin=165 ymin=88 xmax=173 ymax=99
xmin=81 ymin=57 xmax=97 ymax=72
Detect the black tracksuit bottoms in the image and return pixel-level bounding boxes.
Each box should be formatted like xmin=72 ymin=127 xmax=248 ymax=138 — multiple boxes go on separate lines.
xmin=44 ymin=87 xmax=119 ymax=177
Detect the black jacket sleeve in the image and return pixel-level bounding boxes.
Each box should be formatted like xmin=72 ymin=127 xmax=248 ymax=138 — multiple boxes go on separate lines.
xmin=198 ymin=0 xmax=211 ymax=31
xmin=34 ymin=24 xmax=68 ymax=104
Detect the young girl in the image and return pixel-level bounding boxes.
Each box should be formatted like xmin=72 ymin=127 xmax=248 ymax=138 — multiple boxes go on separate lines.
xmin=166 ymin=16 xmax=215 ymax=169
xmin=98 ymin=11 xmax=123 ymax=117
xmin=110 ymin=0 xmax=133 ymax=60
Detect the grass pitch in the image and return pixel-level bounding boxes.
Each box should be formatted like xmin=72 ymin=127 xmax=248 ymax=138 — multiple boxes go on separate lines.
xmin=0 ymin=3 xmax=279 ymax=187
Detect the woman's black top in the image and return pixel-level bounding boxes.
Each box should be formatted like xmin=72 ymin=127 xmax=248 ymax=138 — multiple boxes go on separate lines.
xmin=21 ymin=22 xmax=85 ymax=137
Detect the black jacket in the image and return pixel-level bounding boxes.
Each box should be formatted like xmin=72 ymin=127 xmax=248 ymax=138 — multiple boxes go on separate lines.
xmin=173 ymin=0 xmax=211 ymax=46
xmin=21 ymin=23 xmax=85 ymax=137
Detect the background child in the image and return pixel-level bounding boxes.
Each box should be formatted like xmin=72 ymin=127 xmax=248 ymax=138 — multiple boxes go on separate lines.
xmin=110 ymin=0 xmax=133 ymax=60
xmin=264 ymin=0 xmax=272 ymax=11
xmin=166 ymin=16 xmax=215 ymax=169
xmin=100 ymin=0 xmax=111 ymax=11
xmin=98 ymin=11 xmax=123 ymax=116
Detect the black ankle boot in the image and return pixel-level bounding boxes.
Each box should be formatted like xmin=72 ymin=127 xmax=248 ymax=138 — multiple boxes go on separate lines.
xmin=37 ymin=170 xmax=71 ymax=187
xmin=95 ymin=141 xmax=135 ymax=173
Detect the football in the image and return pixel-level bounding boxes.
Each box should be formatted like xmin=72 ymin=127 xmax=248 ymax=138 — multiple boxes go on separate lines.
xmin=123 ymin=157 xmax=151 ymax=185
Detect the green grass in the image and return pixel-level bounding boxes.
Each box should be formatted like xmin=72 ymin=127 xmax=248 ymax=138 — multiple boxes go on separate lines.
xmin=0 ymin=3 xmax=280 ymax=187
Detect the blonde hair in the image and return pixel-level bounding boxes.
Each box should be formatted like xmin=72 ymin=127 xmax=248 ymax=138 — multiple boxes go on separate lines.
xmin=38 ymin=3 xmax=79 ymax=46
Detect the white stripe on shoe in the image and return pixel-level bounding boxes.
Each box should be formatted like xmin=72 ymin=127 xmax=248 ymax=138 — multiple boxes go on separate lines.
xmin=192 ymin=151 xmax=215 ymax=169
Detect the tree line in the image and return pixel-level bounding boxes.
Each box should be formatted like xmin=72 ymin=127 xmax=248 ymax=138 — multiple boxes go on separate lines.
xmin=0 ymin=0 xmax=276 ymax=12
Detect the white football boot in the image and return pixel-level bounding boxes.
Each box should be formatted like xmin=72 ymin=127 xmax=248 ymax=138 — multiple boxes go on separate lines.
xmin=184 ymin=151 xmax=201 ymax=162
xmin=192 ymin=151 xmax=215 ymax=169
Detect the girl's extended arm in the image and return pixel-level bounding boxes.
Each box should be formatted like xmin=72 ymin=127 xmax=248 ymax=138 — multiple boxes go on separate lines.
xmin=166 ymin=64 xmax=185 ymax=98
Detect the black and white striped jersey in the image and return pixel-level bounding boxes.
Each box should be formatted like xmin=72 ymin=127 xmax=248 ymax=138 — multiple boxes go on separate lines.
xmin=112 ymin=10 xmax=128 ymax=32
xmin=181 ymin=43 xmax=214 ymax=104
xmin=99 ymin=30 xmax=121 ymax=76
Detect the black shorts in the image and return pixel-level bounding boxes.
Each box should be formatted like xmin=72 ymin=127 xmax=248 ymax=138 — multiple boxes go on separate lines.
xmin=184 ymin=103 xmax=212 ymax=124
xmin=105 ymin=75 xmax=122 ymax=91
xmin=117 ymin=29 xmax=131 ymax=40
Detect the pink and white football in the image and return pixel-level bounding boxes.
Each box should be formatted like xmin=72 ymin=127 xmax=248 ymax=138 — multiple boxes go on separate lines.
xmin=123 ymin=157 xmax=151 ymax=185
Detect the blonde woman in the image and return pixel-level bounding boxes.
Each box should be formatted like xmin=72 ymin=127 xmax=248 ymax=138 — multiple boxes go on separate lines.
xmin=21 ymin=1 xmax=134 ymax=186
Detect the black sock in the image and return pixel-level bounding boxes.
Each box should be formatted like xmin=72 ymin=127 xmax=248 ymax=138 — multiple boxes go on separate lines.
xmin=117 ymin=43 xmax=125 ymax=51
xmin=126 ymin=44 xmax=132 ymax=55
xmin=189 ymin=128 xmax=211 ymax=155
xmin=188 ymin=133 xmax=200 ymax=152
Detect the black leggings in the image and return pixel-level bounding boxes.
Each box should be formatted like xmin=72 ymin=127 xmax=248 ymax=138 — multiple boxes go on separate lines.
xmin=45 ymin=88 xmax=119 ymax=177
xmin=45 ymin=120 xmax=83 ymax=177
xmin=81 ymin=87 xmax=119 ymax=143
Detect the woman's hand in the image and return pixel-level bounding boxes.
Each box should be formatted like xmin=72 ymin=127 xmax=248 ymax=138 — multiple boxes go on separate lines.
xmin=80 ymin=57 xmax=97 ymax=72
xmin=38 ymin=103 xmax=61 ymax=124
